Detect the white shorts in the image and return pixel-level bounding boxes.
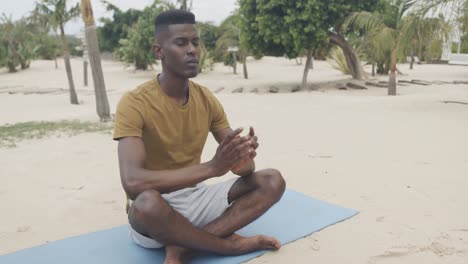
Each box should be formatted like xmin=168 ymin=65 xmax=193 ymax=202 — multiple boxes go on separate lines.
xmin=129 ymin=178 xmax=238 ymax=248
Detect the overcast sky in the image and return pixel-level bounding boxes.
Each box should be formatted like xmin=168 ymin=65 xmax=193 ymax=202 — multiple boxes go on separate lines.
xmin=1 ymin=0 xmax=237 ymax=35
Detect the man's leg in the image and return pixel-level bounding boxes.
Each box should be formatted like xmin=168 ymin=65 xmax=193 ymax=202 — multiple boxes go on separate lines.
xmin=128 ymin=172 xmax=282 ymax=258
xmin=166 ymin=168 xmax=286 ymax=261
xmin=205 ymin=168 xmax=286 ymax=236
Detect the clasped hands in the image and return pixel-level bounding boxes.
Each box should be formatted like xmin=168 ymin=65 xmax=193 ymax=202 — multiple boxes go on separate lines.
xmin=210 ymin=127 xmax=259 ymax=176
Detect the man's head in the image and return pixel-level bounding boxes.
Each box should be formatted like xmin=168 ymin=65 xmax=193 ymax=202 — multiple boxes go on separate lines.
xmin=153 ymin=10 xmax=200 ymax=79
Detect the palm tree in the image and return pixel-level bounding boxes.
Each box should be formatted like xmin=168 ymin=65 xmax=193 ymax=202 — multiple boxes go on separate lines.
xmin=424 ymin=0 xmax=467 ymax=54
xmin=0 ymin=15 xmax=21 ymax=72
xmin=177 ymin=0 xmax=192 ymax=11
xmin=0 ymin=16 xmax=36 ymax=72
xmin=345 ymin=0 xmax=450 ymax=96
xmin=216 ymin=14 xmax=249 ymax=79
xmin=37 ymin=0 xmax=80 ymax=105
xmin=30 ymin=6 xmax=60 ymax=69
xmin=81 ymin=0 xmax=111 ymax=121
xmin=403 ymin=14 xmax=451 ymax=68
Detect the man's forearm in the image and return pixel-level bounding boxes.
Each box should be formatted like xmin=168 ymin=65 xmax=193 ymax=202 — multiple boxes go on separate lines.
xmin=125 ymin=161 xmax=217 ymax=199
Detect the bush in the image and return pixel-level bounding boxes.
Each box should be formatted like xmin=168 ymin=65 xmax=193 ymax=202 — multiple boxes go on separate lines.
xmin=36 ymin=34 xmax=61 ymax=60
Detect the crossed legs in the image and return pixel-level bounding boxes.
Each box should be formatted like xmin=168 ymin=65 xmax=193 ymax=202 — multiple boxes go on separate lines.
xmin=128 ymin=169 xmax=285 ymax=263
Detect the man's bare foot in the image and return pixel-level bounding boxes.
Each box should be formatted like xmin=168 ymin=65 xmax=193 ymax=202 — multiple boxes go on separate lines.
xmin=227 ymin=233 xmax=281 ymax=254
xmin=164 ymin=246 xmax=194 ymax=264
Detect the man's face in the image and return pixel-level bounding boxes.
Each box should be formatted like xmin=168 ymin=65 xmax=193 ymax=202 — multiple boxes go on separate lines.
xmin=155 ymin=24 xmax=201 ymax=78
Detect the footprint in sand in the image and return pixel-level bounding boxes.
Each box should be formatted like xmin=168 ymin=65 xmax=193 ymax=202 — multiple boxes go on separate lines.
xmin=368 ymin=234 xmax=467 ymax=263
xmin=308 ymin=239 xmax=320 ymax=251
xmin=376 ymin=216 xmax=385 ymax=222
xmin=17 ymin=226 xmax=30 ymax=233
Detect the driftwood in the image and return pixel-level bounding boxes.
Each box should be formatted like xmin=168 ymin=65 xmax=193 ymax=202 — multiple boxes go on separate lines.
xmin=398 ymin=83 xmax=411 ymax=86
xmin=232 ymin=87 xmax=244 ymax=93
xmin=411 ymin=80 xmax=431 ymax=86
xmin=441 ymin=101 xmax=468 ymax=105
xmin=213 ymin=87 xmax=224 ymax=93
xmin=291 ymin=85 xmax=301 ymax=92
xmin=432 ymin=80 xmax=452 ymax=85
xmin=335 ymin=83 xmax=347 ymax=90
xmin=398 ymin=80 xmax=412 ymax=84
xmin=346 ymin=82 xmax=367 ymax=90
xmin=1 ymin=88 xmax=67 ymax=95
xmin=269 ymin=86 xmax=279 ymax=93
xmin=365 ymin=82 xmax=387 ymax=88
xmin=454 ymin=81 xmax=468 ymax=85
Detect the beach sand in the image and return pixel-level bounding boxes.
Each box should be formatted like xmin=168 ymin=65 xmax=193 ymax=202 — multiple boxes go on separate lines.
xmin=0 ymin=57 xmax=467 ymax=263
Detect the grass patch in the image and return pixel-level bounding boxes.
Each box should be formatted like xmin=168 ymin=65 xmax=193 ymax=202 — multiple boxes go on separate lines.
xmin=0 ymin=120 xmax=114 ymax=148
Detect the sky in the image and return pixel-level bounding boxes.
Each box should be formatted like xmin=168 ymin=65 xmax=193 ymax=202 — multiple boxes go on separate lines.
xmin=0 ymin=0 xmax=237 ymax=35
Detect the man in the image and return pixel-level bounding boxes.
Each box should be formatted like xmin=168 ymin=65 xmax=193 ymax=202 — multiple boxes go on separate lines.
xmin=113 ymin=10 xmax=285 ymax=264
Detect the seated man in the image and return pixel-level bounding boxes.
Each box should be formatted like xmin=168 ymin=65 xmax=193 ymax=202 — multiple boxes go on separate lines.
xmin=113 ymin=10 xmax=285 ymax=264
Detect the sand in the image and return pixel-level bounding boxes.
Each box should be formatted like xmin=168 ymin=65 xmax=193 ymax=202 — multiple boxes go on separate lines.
xmin=0 ymin=56 xmax=467 ymax=263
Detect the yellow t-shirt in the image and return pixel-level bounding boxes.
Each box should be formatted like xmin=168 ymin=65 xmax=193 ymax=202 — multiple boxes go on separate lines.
xmin=113 ymin=77 xmax=230 ymax=171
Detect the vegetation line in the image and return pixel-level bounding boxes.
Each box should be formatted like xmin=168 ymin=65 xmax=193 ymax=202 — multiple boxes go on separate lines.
xmin=0 ymin=120 xmax=113 ymax=148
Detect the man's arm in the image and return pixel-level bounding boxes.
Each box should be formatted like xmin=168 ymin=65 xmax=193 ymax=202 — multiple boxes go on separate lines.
xmin=118 ymin=137 xmax=214 ymax=199
xmin=119 ymin=128 xmax=251 ymax=199
xmin=212 ymin=127 xmax=258 ymax=177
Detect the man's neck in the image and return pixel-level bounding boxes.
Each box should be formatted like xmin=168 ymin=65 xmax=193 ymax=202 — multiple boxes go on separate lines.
xmin=158 ymin=72 xmax=189 ymax=101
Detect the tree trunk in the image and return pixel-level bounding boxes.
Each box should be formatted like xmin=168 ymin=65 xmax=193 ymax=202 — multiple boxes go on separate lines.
xmin=81 ymin=0 xmax=111 ymax=121
xmin=329 ymin=32 xmax=365 ymax=80
xmin=309 ymin=56 xmax=314 ymax=69
xmin=180 ymin=0 xmax=191 ymax=11
xmin=410 ymin=47 xmax=415 ymax=70
xmin=232 ymin=52 xmax=237 ymax=74
xmin=59 ymin=24 xmax=79 ymax=105
xmin=388 ymin=70 xmax=397 ymax=96
xmin=301 ymin=48 xmax=313 ymax=90
xmin=371 ymin=61 xmax=375 ymax=77
xmin=7 ymin=62 xmax=17 ymax=73
xmin=458 ymin=40 xmax=462 ymax=54
xmin=418 ymin=42 xmax=423 ymax=64
xmin=8 ymin=43 xmax=20 ymax=72
xmin=135 ymin=59 xmax=148 ymax=70
xmin=242 ymin=53 xmax=248 ymax=79
xmin=20 ymin=61 xmax=28 ymax=70
xmin=84 ymin=60 xmax=88 ymax=86
xmin=54 ymin=29 xmax=60 ymax=69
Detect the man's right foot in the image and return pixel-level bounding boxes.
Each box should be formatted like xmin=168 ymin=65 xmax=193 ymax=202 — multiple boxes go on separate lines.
xmin=227 ymin=233 xmax=281 ymax=254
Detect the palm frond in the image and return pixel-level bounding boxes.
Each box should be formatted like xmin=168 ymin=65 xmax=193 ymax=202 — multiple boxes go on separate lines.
xmin=368 ymin=26 xmax=398 ymax=61
xmin=399 ymin=0 xmax=417 ymax=18
xmin=327 ymin=47 xmax=351 ymax=74
xmin=63 ymin=2 xmax=81 ymax=23
xmin=343 ymin=11 xmax=384 ymax=33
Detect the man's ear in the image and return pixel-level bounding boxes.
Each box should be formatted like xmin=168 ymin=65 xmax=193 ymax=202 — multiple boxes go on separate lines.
xmin=153 ymin=43 xmax=163 ymax=60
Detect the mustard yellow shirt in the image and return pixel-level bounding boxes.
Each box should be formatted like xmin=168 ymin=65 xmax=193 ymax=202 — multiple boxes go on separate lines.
xmin=113 ymin=77 xmax=230 ymax=171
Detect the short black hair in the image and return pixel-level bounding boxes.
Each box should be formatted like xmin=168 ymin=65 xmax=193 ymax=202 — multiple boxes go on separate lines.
xmin=154 ymin=10 xmax=196 ymax=38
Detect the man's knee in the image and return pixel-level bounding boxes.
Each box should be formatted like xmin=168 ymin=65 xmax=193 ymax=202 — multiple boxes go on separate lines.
xmin=257 ymin=169 xmax=286 ymax=199
xmin=130 ymin=190 xmax=168 ymax=225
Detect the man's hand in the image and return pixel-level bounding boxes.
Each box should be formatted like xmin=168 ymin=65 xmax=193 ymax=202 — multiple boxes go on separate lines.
xmin=231 ymin=127 xmax=258 ymax=175
xmin=209 ymin=128 xmax=254 ymax=177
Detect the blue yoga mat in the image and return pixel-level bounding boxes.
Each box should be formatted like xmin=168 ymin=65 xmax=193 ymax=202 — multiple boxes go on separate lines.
xmin=0 ymin=189 xmax=357 ymax=264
